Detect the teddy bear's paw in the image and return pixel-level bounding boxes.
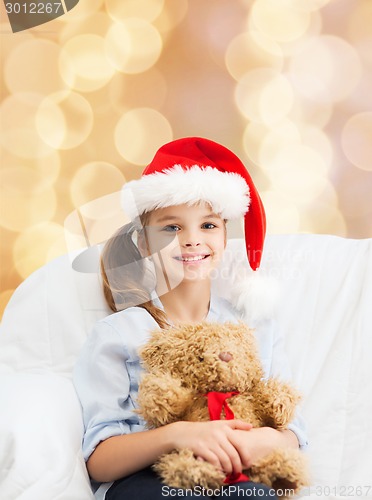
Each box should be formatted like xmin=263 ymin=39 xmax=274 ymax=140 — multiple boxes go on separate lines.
xmin=248 ymin=448 xmax=309 ymax=497
xmin=154 ymin=449 xmax=225 ymax=490
xmin=261 ymin=379 xmax=301 ymax=429
xmin=137 ymin=373 xmax=193 ymax=427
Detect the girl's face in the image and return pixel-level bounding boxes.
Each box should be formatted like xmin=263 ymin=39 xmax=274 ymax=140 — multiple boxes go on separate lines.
xmin=140 ymin=202 xmax=226 ymax=288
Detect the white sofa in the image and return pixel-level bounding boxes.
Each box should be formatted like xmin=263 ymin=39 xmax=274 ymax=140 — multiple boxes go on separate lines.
xmin=0 ymin=234 xmax=371 ymax=499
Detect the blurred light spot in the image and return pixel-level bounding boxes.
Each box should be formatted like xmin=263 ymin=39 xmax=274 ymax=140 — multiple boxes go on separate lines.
xmin=263 ymin=145 xmax=329 ymax=203
xmin=60 ymin=34 xmax=116 ymax=92
xmin=242 ymin=122 xmax=269 ymax=165
xmin=261 ymin=7 xmax=322 ymax=58
xmin=1 ymin=150 xmax=60 ymax=189
xmin=207 ymin=4 xmax=252 ymax=65
xmin=36 ymin=91 xmax=94 ymax=149
xmin=0 ymin=290 xmax=15 ymax=321
xmin=0 ymin=93 xmax=53 ymax=159
xmin=0 ymin=22 xmax=33 ymax=62
xmin=154 ymin=0 xmax=188 ymax=35
xmin=348 ymin=1 xmax=372 ymax=45
xmin=59 ymin=12 xmax=112 ymax=42
xmin=4 ymin=39 xmax=66 ymax=94
xmin=261 ymin=190 xmax=300 ymax=233
xmin=70 ymin=162 xmax=126 ymax=213
xmin=13 ymin=223 xmax=66 ymax=279
xmin=300 ymin=199 xmax=347 ymax=236
xmin=105 ymin=19 xmax=163 ymax=74
xmin=1 ymin=166 xmax=55 ymax=196
xmin=225 ymin=32 xmax=283 ymax=81
xmin=0 ymin=183 xmax=57 ymax=232
xmin=235 ymin=69 xmax=294 ymax=125
xmin=251 ymin=0 xmax=311 ymax=43
xmin=105 ymin=0 xmax=164 ymax=22
xmin=295 ymin=0 xmax=333 ymax=11
xmin=259 ymin=120 xmax=302 ymax=166
xmin=290 ymin=95 xmax=333 ymax=129
xmin=246 ymin=7 xmax=322 ymax=58
xmin=115 ymin=108 xmax=172 ymax=165
xmin=290 ymin=35 xmax=362 ymax=103
xmin=299 ymin=125 xmax=333 ymax=167
xmin=341 ymin=112 xmax=372 ymax=172
xmin=108 ymin=69 xmax=167 ymax=112
xmin=348 ymin=71 xmax=372 ymax=112
xmin=56 ymin=0 xmax=103 ymax=22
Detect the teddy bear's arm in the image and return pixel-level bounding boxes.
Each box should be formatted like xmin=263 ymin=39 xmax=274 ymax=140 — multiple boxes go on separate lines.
xmin=137 ymin=371 xmax=194 ymax=428
xmin=253 ymin=378 xmax=301 ymax=430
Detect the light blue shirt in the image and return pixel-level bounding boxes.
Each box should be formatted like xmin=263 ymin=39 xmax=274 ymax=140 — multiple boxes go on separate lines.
xmin=73 ymin=292 xmax=308 ymax=497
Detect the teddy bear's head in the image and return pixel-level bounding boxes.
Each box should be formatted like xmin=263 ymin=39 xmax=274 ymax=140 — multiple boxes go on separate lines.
xmin=139 ymin=321 xmax=264 ymax=393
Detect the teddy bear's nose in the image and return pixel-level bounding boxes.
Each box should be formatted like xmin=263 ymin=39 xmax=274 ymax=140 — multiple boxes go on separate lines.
xmin=219 ymin=352 xmax=233 ymax=362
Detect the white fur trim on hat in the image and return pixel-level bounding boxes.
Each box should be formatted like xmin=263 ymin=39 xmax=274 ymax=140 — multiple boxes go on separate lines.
xmin=121 ymin=165 xmax=250 ymax=220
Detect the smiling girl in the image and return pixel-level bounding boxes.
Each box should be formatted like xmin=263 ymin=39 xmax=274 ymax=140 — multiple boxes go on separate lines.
xmin=73 ymin=137 xmax=308 ymax=500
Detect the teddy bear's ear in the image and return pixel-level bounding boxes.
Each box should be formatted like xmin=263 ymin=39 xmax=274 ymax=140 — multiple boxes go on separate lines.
xmin=139 ymin=343 xmax=163 ymax=369
xmin=139 ymin=329 xmax=171 ymax=369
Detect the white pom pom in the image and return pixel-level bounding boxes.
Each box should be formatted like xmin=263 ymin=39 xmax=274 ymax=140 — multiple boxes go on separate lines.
xmin=231 ymin=273 xmax=280 ymax=327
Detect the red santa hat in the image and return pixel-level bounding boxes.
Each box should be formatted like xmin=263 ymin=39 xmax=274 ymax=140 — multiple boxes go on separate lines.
xmin=121 ymin=137 xmax=266 ymax=271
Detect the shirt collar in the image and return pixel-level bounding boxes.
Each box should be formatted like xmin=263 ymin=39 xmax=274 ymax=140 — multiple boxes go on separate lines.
xmin=151 ymin=291 xmax=216 ymax=324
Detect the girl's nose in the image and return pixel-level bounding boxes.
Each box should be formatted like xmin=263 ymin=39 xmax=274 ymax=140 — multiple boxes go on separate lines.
xmin=182 ymin=230 xmax=201 ymax=247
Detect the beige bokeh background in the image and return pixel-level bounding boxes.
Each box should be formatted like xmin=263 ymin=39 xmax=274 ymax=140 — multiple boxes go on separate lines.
xmin=0 ymin=0 xmax=372 ymax=318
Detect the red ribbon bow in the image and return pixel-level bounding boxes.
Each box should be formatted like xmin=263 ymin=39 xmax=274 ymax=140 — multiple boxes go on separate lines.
xmin=205 ymin=391 xmax=239 ymax=421
xmin=204 ymin=391 xmax=250 ymax=484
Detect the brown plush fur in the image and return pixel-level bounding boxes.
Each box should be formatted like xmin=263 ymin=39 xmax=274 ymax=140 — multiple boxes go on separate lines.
xmin=137 ymin=321 xmax=309 ymax=497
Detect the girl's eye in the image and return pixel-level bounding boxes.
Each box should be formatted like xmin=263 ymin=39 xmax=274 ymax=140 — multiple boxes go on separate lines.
xmin=202 ymin=222 xmax=217 ymax=229
xmin=163 ymin=225 xmax=180 ymax=232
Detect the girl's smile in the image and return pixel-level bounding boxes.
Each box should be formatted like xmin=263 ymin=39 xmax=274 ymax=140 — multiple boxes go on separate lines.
xmin=173 ymin=253 xmax=211 ymax=263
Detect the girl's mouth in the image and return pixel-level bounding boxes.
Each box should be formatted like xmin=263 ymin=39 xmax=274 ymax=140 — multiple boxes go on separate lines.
xmin=173 ymin=254 xmax=210 ymax=262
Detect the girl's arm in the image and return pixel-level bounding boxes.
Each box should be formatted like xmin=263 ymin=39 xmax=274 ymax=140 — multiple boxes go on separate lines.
xmin=87 ymin=419 xmax=252 ymax=483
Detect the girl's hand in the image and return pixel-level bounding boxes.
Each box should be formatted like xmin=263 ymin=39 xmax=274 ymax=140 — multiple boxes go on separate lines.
xmin=169 ymin=420 xmax=252 ymax=476
xmin=229 ymin=427 xmax=298 ymax=469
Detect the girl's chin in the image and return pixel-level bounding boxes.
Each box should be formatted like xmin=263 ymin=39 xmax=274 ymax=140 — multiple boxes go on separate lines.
xmin=175 ymin=267 xmax=216 ymax=283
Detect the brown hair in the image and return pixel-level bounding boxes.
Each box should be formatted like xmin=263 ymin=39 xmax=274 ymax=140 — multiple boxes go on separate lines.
xmin=100 ymin=213 xmax=169 ymax=329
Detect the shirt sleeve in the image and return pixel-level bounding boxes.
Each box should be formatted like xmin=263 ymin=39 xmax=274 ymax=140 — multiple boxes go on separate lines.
xmin=73 ymin=318 xmax=143 ymax=461
xmin=269 ymin=320 xmax=309 ymax=450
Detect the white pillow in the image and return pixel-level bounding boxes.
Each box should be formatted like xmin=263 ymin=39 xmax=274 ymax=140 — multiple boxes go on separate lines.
xmin=0 ymin=372 xmax=94 ymax=499
xmin=0 ymin=249 xmax=109 ymax=375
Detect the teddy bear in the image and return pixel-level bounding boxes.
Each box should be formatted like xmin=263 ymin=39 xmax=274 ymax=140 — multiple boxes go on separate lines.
xmin=137 ymin=321 xmax=309 ymax=496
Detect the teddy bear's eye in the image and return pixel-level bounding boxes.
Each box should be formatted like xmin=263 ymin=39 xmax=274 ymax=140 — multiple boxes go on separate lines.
xmin=198 ymin=355 xmax=204 ymax=362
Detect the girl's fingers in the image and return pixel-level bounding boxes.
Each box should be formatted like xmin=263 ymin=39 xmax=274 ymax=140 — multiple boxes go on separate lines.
xmin=215 ymin=446 xmax=235 ymax=475
xmin=228 ymin=420 xmax=253 ymax=431
xmin=179 ymin=420 xmax=251 ymax=474
xmin=219 ymin=440 xmax=243 ymax=475
xmin=197 ymin=449 xmax=224 ymax=472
